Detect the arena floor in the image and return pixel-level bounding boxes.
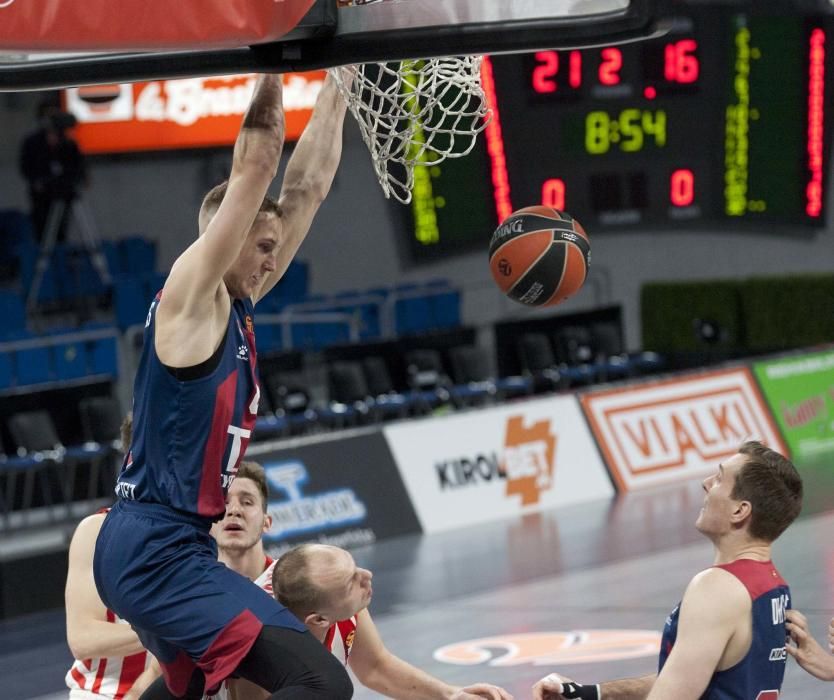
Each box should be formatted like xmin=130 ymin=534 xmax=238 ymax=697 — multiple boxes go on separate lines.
xmin=6 ymin=474 xmax=833 ymax=700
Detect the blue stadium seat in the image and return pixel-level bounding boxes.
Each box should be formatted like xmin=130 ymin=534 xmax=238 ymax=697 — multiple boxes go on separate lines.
xmin=0 ymin=350 xmax=12 ymax=390
xmin=51 ymin=333 xmax=88 ymax=381
xmin=8 ymin=331 xmax=52 ymax=387
xmin=0 ymin=290 xmax=26 ymax=338
xmin=119 ymin=237 xmax=157 ymax=275
xmin=426 ymin=280 xmax=461 ymax=329
xmin=114 ymin=275 xmax=150 ymax=330
xmin=393 ymin=284 xmax=433 ymax=336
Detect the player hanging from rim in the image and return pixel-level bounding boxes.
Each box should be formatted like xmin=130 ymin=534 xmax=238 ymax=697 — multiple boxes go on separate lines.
xmin=207 ymin=461 xmax=513 ymax=700
xmin=93 ymin=72 xmax=354 ymax=700
xmin=531 ymin=441 xmax=803 ymax=700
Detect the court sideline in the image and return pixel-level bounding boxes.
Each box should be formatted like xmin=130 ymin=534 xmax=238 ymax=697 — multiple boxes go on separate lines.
xmin=5 ymin=477 xmax=832 ymax=699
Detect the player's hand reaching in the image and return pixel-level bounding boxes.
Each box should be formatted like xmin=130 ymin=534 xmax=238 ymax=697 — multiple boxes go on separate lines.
xmin=785 ymin=609 xmax=834 ymax=681
xmin=828 ymin=616 xmax=834 ymax=654
xmin=451 ymin=683 xmax=514 ymax=700
xmin=532 ymin=673 xmax=600 ymax=700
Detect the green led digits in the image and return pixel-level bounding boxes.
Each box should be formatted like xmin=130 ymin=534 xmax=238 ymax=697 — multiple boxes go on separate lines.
xmin=585 ymin=109 xmax=667 ymax=155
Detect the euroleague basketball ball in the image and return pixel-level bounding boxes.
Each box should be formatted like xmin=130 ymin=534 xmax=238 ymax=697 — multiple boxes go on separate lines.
xmin=488 ymin=206 xmax=590 ymax=307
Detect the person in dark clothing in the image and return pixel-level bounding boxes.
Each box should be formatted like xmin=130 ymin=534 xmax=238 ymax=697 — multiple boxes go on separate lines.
xmin=18 ymin=100 xmax=87 ymax=244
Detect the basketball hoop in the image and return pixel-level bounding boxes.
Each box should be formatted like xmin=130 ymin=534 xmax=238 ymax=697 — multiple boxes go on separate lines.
xmin=331 ymin=55 xmax=489 ymax=204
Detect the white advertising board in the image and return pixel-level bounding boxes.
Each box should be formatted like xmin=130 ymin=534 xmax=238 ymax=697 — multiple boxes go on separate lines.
xmin=580 ymin=367 xmax=787 ymax=491
xmin=384 ymin=395 xmax=613 ymax=533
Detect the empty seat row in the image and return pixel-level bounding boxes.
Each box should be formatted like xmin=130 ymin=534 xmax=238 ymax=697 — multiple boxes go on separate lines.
xmin=0 ymin=398 xmax=124 ymax=527
xmin=0 ymin=326 xmax=119 ymax=390
xmin=251 ymin=345 xmax=532 ymax=442
xmin=517 ymin=323 xmax=664 ymax=391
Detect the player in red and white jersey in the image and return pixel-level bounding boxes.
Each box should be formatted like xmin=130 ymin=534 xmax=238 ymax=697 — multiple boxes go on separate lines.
xmin=209 ymin=462 xmax=512 ymax=700
xmin=65 ymin=510 xmax=157 ymax=699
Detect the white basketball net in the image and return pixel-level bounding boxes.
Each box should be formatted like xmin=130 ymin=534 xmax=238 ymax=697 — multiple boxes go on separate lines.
xmin=331 ymin=55 xmax=490 ymax=204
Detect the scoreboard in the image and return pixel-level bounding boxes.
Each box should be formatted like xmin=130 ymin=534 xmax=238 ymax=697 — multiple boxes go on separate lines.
xmin=403 ymin=6 xmax=833 ymax=262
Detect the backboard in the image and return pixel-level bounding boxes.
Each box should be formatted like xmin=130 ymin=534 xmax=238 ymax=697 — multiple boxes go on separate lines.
xmin=0 ymin=0 xmax=671 ymax=91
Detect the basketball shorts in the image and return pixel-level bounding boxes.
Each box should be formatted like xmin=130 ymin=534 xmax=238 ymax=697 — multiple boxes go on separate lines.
xmin=93 ymin=499 xmax=307 ymax=696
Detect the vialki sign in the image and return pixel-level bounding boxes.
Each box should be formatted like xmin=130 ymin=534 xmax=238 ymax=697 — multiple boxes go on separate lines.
xmin=580 ymin=367 xmax=786 ymax=491
xmin=64 ymin=72 xmax=325 ymax=154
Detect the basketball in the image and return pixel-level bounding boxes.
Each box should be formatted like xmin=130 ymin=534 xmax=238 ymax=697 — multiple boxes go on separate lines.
xmin=488 ymin=206 xmax=590 ymax=307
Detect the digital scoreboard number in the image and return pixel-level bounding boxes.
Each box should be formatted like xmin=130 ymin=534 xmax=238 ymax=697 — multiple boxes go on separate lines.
xmin=403 ymin=7 xmax=832 ymax=262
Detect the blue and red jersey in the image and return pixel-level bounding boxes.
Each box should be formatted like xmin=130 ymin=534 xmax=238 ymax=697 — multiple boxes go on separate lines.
xmin=115 ymin=292 xmax=259 ymax=519
xmin=659 ymin=559 xmax=790 ymax=700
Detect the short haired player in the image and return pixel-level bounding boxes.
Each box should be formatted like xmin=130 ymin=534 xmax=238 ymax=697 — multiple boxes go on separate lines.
xmin=210 ymin=462 xmax=513 ymax=700
xmin=93 ymin=72 xmax=354 ymax=699
xmin=532 ymin=441 xmax=803 ymax=700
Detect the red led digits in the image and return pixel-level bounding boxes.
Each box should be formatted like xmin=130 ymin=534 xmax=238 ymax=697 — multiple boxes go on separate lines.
xmin=670 ymin=169 xmax=695 ymax=206
xmin=599 ymin=48 xmax=623 ymax=85
xmin=532 ymin=51 xmax=558 ymax=93
xmin=664 ymin=40 xmax=699 ymax=83
xmin=542 ymin=179 xmax=566 ymax=210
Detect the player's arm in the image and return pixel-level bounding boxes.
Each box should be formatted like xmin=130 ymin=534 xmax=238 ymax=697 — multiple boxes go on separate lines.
xmin=162 ymin=74 xmax=285 ymax=319
xmin=786 ymin=608 xmax=834 ymax=681
xmin=532 ymin=671 xmax=655 ymax=700
xmin=349 ymin=610 xmax=512 ymax=699
xmin=252 ymin=71 xmax=348 ymax=304
xmin=646 ymin=568 xmax=746 ymax=700
xmin=65 ymin=514 xmax=147 ymax=659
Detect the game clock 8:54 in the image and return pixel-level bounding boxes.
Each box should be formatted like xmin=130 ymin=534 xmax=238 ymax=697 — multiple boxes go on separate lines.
xmin=585 ymin=109 xmax=667 ymax=154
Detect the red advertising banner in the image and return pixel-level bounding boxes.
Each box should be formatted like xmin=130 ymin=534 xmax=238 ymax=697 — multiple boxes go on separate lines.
xmin=64 ymin=73 xmax=326 ymax=154
xmin=580 ymin=367 xmax=787 ymax=492
xmin=0 ymin=0 xmax=317 ymax=51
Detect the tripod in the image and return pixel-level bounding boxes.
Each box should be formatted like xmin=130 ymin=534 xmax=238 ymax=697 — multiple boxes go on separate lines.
xmin=25 ymin=196 xmax=112 ymax=316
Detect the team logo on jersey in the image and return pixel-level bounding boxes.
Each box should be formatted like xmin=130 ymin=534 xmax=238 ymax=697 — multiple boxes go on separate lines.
xmin=503 ymin=416 xmax=557 ymax=506
xmin=433 ymin=630 xmax=661 ymax=667
xmin=245 ymin=315 xmax=254 ymax=333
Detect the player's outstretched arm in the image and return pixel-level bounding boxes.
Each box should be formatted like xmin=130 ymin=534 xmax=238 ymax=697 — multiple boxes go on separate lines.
xmin=532 ymin=671 xmax=654 ymax=700
xmin=786 ymin=608 xmax=834 ymax=681
xmin=65 ymin=514 xmax=147 ymax=660
xmin=253 ymin=71 xmax=349 ymax=303
xmin=162 ymin=74 xmax=285 ymax=321
xmin=349 ymin=610 xmax=513 ymax=699
xmin=647 ymin=568 xmax=747 ymax=700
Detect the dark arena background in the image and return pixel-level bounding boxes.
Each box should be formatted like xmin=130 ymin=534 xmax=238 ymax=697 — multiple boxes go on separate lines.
xmin=0 ymin=1 xmax=833 ymax=698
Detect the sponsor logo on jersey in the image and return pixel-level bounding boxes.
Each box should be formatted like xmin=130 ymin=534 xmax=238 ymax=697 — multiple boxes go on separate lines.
xmin=434 ymin=630 xmax=662 ymax=667
xmin=237 ymin=344 xmax=249 ymax=361
xmin=769 ymin=647 xmax=787 ymax=661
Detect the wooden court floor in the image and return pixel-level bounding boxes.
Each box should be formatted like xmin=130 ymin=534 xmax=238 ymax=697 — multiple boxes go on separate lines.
xmin=5 ymin=475 xmax=833 ymax=700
